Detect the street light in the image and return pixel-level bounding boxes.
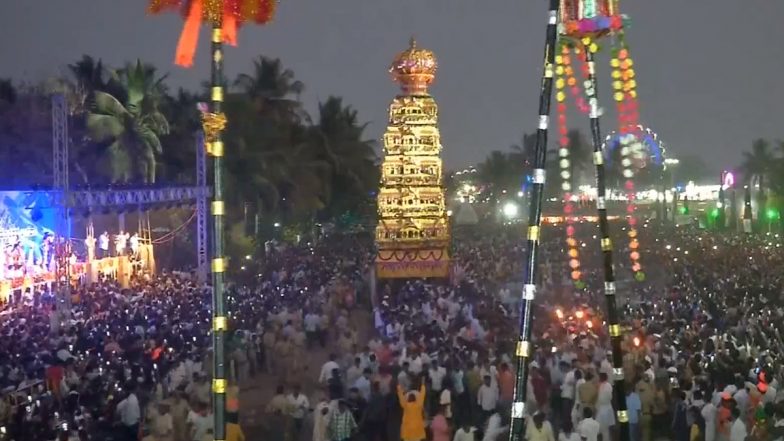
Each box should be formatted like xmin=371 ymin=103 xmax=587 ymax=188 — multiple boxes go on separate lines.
xmin=503 ymin=202 xmax=519 ymax=219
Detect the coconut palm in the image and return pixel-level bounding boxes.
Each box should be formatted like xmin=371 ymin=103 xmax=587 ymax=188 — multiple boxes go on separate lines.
xmin=86 ymin=60 xmax=170 ymax=183
xmin=510 ymin=132 xmax=537 ymax=174
xmin=311 ymin=96 xmax=378 ymax=218
xmin=478 ymin=150 xmax=521 ymax=201
xmin=234 ymin=56 xmax=305 ymax=123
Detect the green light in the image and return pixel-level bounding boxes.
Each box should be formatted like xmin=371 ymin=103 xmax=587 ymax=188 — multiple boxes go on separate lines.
xmin=766 ymin=208 xmax=779 ymax=220
xmin=709 ymin=208 xmax=720 ymax=219
xmin=678 ymin=205 xmax=688 ymax=215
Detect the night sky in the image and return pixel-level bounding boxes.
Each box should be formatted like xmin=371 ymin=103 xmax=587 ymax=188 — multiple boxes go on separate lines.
xmin=2 ymin=0 xmax=784 ymax=172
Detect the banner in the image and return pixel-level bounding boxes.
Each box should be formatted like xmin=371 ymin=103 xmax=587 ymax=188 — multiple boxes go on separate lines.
xmin=376 ymin=248 xmax=450 ymax=279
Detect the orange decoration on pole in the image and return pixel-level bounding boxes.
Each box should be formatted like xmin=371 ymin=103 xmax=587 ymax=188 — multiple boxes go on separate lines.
xmin=147 ymin=0 xmax=276 ymax=68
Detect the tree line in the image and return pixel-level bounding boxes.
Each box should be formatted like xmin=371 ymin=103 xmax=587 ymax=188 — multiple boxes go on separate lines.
xmin=0 ymin=55 xmax=380 ymax=241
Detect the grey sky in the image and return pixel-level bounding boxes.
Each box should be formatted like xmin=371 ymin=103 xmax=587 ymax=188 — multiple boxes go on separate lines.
xmin=2 ymin=0 xmax=783 ymax=173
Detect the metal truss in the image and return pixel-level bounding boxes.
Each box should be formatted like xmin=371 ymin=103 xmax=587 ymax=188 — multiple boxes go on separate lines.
xmin=46 ymin=95 xmax=211 ymax=293
xmin=52 ymin=94 xmax=71 ymax=310
xmin=195 ymin=132 xmax=209 ymax=281
xmin=65 ymin=186 xmax=209 ymax=208
xmin=52 ymin=94 xmax=69 ymax=197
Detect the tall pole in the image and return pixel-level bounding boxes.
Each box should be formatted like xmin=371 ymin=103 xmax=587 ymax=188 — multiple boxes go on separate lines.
xmin=208 ymin=22 xmax=228 ymax=441
xmin=583 ymin=42 xmax=630 ymax=441
xmin=509 ymin=0 xmax=559 ymax=439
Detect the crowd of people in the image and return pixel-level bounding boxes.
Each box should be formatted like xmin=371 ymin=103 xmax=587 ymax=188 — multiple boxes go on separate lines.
xmin=3 ymin=220 xmax=784 ymax=441
xmin=0 ymin=233 xmax=368 ymax=441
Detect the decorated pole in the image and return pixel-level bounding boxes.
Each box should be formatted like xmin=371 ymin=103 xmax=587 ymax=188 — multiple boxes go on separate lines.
xmin=146 ymin=1 xmax=277 ymax=438
xmin=208 ymin=20 xmax=228 ymax=440
xmin=509 ymin=0 xmax=559 ymax=439
xmin=582 ymin=42 xmax=630 ymax=441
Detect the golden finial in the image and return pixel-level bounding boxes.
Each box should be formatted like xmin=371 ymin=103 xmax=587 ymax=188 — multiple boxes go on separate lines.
xmin=390 ymin=37 xmax=438 ymax=95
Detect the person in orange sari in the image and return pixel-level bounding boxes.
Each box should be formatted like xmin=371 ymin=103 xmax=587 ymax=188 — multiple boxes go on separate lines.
xmin=397 ymin=383 xmax=427 ymax=441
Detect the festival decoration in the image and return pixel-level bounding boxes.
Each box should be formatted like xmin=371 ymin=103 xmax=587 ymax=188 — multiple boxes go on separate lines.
xmin=513 ymin=1 xmax=646 ymax=439
xmin=603 ymin=125 xmax=665 ymax=274
xmin=146 ymin=2 xmax=277 ymax=440
xmin=148 ymin=0 xmax=276 ymax=67
xmin=375 ymin=38 xmax=450 ymax=279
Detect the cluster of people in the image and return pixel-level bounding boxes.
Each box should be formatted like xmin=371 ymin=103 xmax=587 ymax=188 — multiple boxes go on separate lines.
xmin=4 ymin=216 xmax=784 ymax=441
xmin=0 ymin=233 xmax=369 ymax=441
xmin=513 ymin=223 xmax=784 ymax=441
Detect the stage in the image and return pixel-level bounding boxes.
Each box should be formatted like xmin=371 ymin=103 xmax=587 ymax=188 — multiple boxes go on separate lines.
xmin=0 ymin=190 xmax=150 ymax=302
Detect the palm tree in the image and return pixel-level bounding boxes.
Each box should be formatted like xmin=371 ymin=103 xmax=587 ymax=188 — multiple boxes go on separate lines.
xmin=741 ymin=138 xmax=777 ymax=224
xmin=509 ymin=132 xmax=537 ymax=176
xmin=234 ymin=56 xmax=305 ymax=123
xmin=311 ymin=96 xmax=378 ymax=218
xmin=158 ymin=89 xmax=201 ymax=183
xmin=478 ymin=150 xmax=521 ymax=202
xmin=67 ymin=55 xmax=107 ymax=114
xmin=86 ymin=60 xmax=170 ymax=183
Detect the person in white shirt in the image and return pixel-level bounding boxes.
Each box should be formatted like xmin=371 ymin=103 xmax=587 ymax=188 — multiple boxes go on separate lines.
xmin=561 ymin=362 xmax=577 ymax=421
xmin=398 ymin=363 xmax=412 ymax=391
xmin=701 ymin=399 xmax=717 ymax=441
xmin=454 ymin=422 xmax=477 ymax=441
xmin=319 ymin=355 xmax=340 ymax=384
xmin=429 ymin=362 xmax=447 ymax=393
xmin=354 ymin=368 xmax=372 ymax=401
xmin=596 ymin=373 xmax=615 ymax=441
xmin=477 ymin=375 xmax=499 ymax=424
xmin=304 ymin=311 xmax=321 ymax=348
xmin=186 ymin=402 xmax=214 ymax=441
xmin=115 ymin=231 xmax=129 ymax=256
xmin=559 ymin=421 xmax=581 ymax=441
xmin=578 ymin=408 xmax=601 ymax=441
xmin=313 ymin=397 xmax=332 ymax=441
xmin=116 ymin=384 xmax=141 ymax=440
xmin=729 ymin=408 xmax=747 ymax=441
xmin=525 ymin=412 xmax=555 ymax=441
xmin=129 ymin=233 xmax=140 ymax=257
xmin=98 ymin=231 xmax=110 ymax=258
xmin=734 ymin=385 xmax=749 ymax=418
xmin=287 ymin=384 xmax=310 ymax=436
xmin=483 ymin=412 xmax=508 ymax=441
xmin=346 ymin=357 xmax=363 ymax=387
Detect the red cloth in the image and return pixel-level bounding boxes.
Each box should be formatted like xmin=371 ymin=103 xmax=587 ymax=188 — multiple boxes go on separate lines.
xmin=498 ymin=370 xmax=515 ymax=402
xmin=531 ymin=373 xmax=549 ymax=407
xmin=46 ymin=365 xmax=64 ymax=395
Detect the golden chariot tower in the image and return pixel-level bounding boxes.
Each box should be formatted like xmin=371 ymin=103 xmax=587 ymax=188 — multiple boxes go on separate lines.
xmin=375 ymin=38 xmax=450 ymax=279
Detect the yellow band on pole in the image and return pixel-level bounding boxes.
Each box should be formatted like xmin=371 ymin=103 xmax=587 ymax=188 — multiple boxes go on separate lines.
xmin=211 ymin=258 xmax=226 ymax=273
xmin=213 ymin=316 xmax=228 ymax=331
xmin=211 ymin=87 xmax=224 ymax=102
xmin=212 ymin=379 xmax=227 ymax=394
xmin=516 ymin=341 xmax=531 ymax=357
xmin=211 ymin=201 xmax=225 ymax=216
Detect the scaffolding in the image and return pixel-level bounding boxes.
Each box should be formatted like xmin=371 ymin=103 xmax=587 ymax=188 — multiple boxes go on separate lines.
xmin=49 ymin=94 xmax=211 ymax=293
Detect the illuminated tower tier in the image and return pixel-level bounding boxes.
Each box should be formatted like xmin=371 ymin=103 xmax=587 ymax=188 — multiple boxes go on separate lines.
xmin=375 ymin=38 xmax=450 ymax=279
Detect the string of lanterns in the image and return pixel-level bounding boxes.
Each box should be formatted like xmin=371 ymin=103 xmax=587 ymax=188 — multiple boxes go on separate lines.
xmin=556 ymin=46 xmax=583 ymax=286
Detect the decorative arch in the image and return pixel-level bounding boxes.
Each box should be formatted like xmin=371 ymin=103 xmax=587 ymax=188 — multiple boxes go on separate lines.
xmin=602 ymin=125 xmax=665 ymax=168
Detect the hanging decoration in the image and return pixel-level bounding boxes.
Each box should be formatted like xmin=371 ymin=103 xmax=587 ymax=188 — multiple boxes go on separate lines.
xmin=147 ymin=0 xmax=277 ymax=67
xmin=554 ymin=0 xmax=647 ymax=282
xmin=555 ymin=49 xmax=583 ymax=286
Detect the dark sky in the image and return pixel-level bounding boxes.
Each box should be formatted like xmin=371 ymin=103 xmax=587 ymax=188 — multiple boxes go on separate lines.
xmin=2 ymin=0 xmax=783 ymax=172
